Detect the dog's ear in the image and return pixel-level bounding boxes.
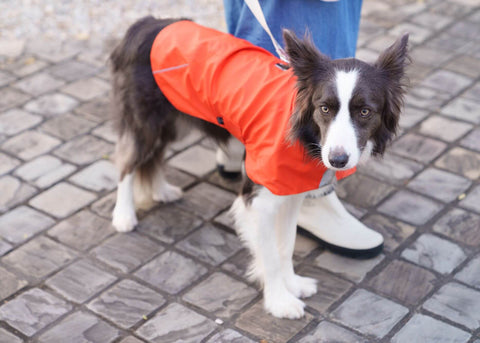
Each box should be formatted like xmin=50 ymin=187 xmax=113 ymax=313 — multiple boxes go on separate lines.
xmin=283 ymin=29 xmax=330 ymax=82
xmin=372 ymin=34 xmax=410 ymax=155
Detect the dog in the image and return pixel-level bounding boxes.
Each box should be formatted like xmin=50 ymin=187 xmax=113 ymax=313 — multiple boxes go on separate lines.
xmin=110 ymin=16 xmax=409 ymax=319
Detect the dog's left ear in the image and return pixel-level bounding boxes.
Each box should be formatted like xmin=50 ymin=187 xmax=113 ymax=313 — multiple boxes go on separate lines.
xmin=283 ymin=29 xmax=330 ymax=82
xmin=372 ymin=34 xmax=410 ymax=155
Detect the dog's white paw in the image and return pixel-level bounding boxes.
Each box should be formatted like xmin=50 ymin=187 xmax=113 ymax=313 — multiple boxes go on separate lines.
xmin=285 ymin=275 xmax=317 ymax=299
xmin=152 ymin=183 xmax=183 ymax=203
xmin=112 ymin=207 xmax=138 ymax=232
xmin=264 ymin=285 xmax=305 ymax=319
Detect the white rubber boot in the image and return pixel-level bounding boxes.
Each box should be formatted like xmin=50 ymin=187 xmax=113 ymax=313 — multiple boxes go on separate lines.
xmin=216 ymin=136 xmax=245 ymax=179
xmin=297 ymin=191 xmax=384 ymax=258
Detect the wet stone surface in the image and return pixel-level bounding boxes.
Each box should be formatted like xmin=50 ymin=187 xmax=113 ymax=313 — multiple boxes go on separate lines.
xmin=0 ymin=0 xmax=479 ymax=342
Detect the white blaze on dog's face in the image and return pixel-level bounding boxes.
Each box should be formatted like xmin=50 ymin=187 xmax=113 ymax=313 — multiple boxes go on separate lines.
xmin=284 ymin=30 xmax=409 ymax=171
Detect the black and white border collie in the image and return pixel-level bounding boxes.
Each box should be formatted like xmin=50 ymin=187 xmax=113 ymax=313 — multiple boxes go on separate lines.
xmin=110 ymin=17 xmax=409 ymax=319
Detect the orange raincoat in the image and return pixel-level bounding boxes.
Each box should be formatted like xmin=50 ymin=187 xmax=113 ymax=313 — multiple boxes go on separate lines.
xmin=151 ymin=21 xmax=355 ymax=195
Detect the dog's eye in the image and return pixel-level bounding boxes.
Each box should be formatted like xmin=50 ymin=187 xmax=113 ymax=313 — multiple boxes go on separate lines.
xmin=360 ymin=108 xmax=370 ymax=117
xmin=320 ymin=106 xmax=330 ymax=114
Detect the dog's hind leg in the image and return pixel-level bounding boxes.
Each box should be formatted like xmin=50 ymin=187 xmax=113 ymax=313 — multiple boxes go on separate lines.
xmin=112 ymin=132 xmax=138 ymax=232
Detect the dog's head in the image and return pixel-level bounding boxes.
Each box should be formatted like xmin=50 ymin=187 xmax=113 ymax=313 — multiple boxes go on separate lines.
xmin=285 ymin=30 xmax=409 ymax=170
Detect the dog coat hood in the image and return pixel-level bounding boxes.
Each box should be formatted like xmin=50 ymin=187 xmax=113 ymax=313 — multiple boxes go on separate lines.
xmin=151 ymin=20 xmax=355 ymax=195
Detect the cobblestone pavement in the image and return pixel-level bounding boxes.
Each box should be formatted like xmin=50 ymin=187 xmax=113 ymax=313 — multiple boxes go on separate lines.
xmin=1 ymin=0 xmax=480 ymax=342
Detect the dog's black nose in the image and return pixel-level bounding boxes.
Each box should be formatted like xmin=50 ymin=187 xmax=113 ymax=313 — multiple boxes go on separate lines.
xmin=329 ymin=150 xmax=349 ymax=168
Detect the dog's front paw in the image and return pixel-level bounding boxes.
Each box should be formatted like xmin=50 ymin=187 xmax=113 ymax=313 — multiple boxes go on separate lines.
xmin=285 ymin=274 xmax=317 ymax=299
xmin=112 ymin=207 xmax=138 ymax=232
xmin=264 ymin=285 xmax=305 ymax=319
xmin=152 ymin=183 xmax=183 ymax=203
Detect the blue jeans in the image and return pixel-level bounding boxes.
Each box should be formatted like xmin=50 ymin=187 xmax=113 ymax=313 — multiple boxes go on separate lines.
xmin=223 ymin=0 xmax=363 ymax=59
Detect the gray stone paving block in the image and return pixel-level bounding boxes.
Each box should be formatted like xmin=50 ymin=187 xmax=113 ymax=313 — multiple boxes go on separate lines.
xmin=13 ymin=72 xmax=64 ymax=96
xmin=54 ymin=135 xmax=113 ymax=165
xmin=390 ymin=133 xmax=447 ymax=164
xmin=0 ymin=70 xmax=16 ymax=87
xmin=74 ymin=97 xmax=109 ymax=123
xmin=389 ymin=22 xmax=431 ymax=44
xmin=184 ymin=272 xmax=258 ymax=318
xmin=0 ymin=206 xmax=54 ymax=243
xmin=92 ymin=121 xmax=116 ymax=143
xmin=48 ymin=210 xmax=114 ymax=251
xmin=430 ymin=1 xmax=472 ymax=17
xmin=435 ymin=147 xmax=480 ymax=180
xmin=455 ymin=255 xmax=480 ymax=290
xmin=0 ymin=108 xmax=42 ymax=136
xmin=0 ymin=238 xmax=13 ymax=256
xmin=208 ymin=170 xmax=243 ymax=194
xmin=407 ymin=168 xmax=471 ymax=203
xmin=423 ymin=282 xmax=480 ymax=330
xmin=9 ymin=56 xmax=48 ymax=77
xmin=331 ymin=289 xmax=408 ymax=338
xmin=24 ymin=92 xmax=78 ymax=117
xmin=91 ymin=232 xmax=162 ymax=273
xmin=2 ymin=236 xmax=76 ymax=280
xmin=46 ymin=259 xmax=117 ymax=303
xmin=336 ymin=173 xmax=395 ymax=208
xmin=167 ymin=128 xmax=203 ymax=152
xmin=445 ymin=55 xmax=480 ymax=78
xmin=163 ymin=165 xmax=197 ymax=189
xmin=90 ymin=191 xmax=116 ymax=219
xmin=459 ymin=185 xmax=480 ymax=214
xmin=0 ymin=153 xmax=20 ymax=176
xmin=235 ymin=301 xmax=313 ymax=343
xmin=297 ymin=265 xmax=353 ymax=313
xmin=411 ymin=11 xmax=453 ymax=30
xmin=399 ymin=106 xmax=430 ymax=129
xmin=442 ymin=97 xmax=480 ymax=124
xmin=40 ymin=112 xmax=97 ymax=140
xmin=70 ymin=160 xmax=117 ymax=192
xmin=313 ymin=251 xmax=383 ymax=283
xmin=29 ymin=182 xmax=96 ymax=218
xmin=0 ymin=88 xmax=30 ymax=112
xmin=88 ymin=279 xmax=165 ymax=329
xmin=136 ymin=303 xmax=217 ymax=343
xmin=48 ymin=60 xmax=99 ymax=82
xmin=421 ymin=70 xmax=472 ymax=95
xmin=434 ymin=208 xmax=480 ymax=246
xmin=404 ymin=85 xmax=451 ymax=110
xmin=137 ymin=204 xmax=203 ymax=244
xmin=135 ymin=250 xmax=207 ymax=294
xmin=177 ymin=224 xmax=242 ymax=266
xmin=378 ymin=190 xmax=443 ymax=225
xmin=206 ymin=329 xmax=255 ymax=343
xmin=0 ymin=328 xmax=23 ymax=343
xmin=402 ymin=234 xmax=466 ymax=274
xmin=2 ymin=130 xmax=61 ymax=160
xmin=221 ymin=249 xmax=251 ymax=278
xmin=37 ymin=311 xmax=119 ymax=343
xmin=168 ymin=145 xmax=217 ymax=177
xmin=179 ymin=182 xmax=236 ymax=220
xmin=463 ymin=82 xmax=480 ymax=101
xmin=357 ymin=153 xmax=423 ymax=186
xmin=62 ymin=76 xmax=110 ymax=101
xmin=0 ymin=288 xmax=72 ymax=336
xmin=0 ymin=266 xmax=28 ymax=301
xmin=392 ymin=314 xmax=471 ymax=343
xmin=26 ymin=39 xmax=80 ymax=63
xmin=419 ymin=115 xmax=473 ymax=142
xmin=118 ymin=337 xmax=144 ymax=343
xmin=293 ymin=233 xmax=319 ymax=259
xmin=448 ymin=20 xmax=480 ymax=40
xmin=0 ymin=176 xmax=37 ymax=213
xmin=461 ymin=128 xmax=480 ymax=152
xmin=298 ymin=321 xmax=368 ymax=343
xmin=361 ymin=214 xmax=415 ymax=252
xmin=367 ymin=260 xmax=436 ymax=305
xmin=15 ymin=155 xmax=76 ymax=188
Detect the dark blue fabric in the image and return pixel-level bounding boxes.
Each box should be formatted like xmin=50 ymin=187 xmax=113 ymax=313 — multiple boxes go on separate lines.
xmin=223 ymin=0 xmax=363 ymax=59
